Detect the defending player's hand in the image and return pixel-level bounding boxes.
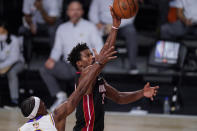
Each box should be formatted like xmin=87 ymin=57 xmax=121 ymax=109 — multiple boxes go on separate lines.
xmin=93 ymin=45 xmax=117 ymax=65
xmin=143 ymin=82 xmax=159 ymax=101
xmin=110 ymin=6 xmax=121 ymax=28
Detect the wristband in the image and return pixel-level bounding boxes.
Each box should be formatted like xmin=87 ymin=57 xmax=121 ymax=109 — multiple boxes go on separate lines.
xmin=95 ymin=61 xmax=103 ymax=66
xmin=112 ymin=26 xmax=119 ymax=30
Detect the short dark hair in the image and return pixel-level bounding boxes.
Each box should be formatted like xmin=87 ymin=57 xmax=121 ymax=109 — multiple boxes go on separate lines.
xmin=67 ymin=0 xmax=83 ymax=9
xmin=67 ymin=43 xmax=89 ymax=70
xmin=20 ymin=97 xmax=35 ymax=117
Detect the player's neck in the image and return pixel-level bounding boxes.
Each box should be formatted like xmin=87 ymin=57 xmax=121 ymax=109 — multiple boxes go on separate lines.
xmin=35 ymin=112 xmax=48 ymax=118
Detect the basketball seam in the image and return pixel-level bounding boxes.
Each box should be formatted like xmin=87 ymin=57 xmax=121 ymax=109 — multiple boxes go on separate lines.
xmin=126 ymin=0 xmax=132 ymax=17
xmin=117 ymin=0 xmax=126 ymax=18
xmin=131 ymin=0 xmax=136 ymax=13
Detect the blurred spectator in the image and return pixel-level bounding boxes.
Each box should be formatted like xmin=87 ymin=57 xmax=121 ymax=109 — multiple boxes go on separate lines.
xmin=19 ymin=0 xmax=62 ymax=64
xmin=61 ymin=0 xmax=92 ymax=21
xmin=139 ymin=0 xmax=170 ymax=28
xmin=160 ymin=0 xmax=197 ymax=39
xmin=88 ymin=0 xmax=138 ymax=74
xmin=0 ymin=20 xmax=24 ymax=107
xmin=40 ymin=0 xmax=103 ymax=111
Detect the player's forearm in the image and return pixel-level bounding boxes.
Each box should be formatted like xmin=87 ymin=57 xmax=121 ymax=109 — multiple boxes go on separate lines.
xmin=54 ymin=63 xmax=103 ymax=121
xmin=77 ymin=64 xmax=102 ymax=95
xmin=105 ymin=28 xmax=118 ymax=47
xmin=106 ymin=84 xmax=144 ymax=104
xmin=117 ymin=90 xmax=144 ymax=104
xmin=65 ymin=63 xmax=102 ymax=114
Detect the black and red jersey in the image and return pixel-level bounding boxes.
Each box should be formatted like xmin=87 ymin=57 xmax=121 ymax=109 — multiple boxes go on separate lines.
xmin=73 ymin=72 xmax=106 ymax=131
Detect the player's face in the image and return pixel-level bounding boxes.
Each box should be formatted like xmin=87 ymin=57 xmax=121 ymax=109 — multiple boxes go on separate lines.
xmin=79 ymin=49 xmax=94 ymax=68
xmin=67 ymin=2 xmax=83 ymax=23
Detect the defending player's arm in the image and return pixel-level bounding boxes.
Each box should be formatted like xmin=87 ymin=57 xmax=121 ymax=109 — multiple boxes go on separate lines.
xmin=53 ymin=45 xmax=117 ymax=122
xmin=105 ymin=81 xmax=159 ymax=104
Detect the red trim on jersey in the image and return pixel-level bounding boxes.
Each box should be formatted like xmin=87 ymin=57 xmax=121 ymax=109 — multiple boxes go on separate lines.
xmin=89 ymin=94 xmax=95 ymax=131
xmin=82 ymin=94 xmax=95 ymax=131
xmin=83 ymin=95 xmax=89 ymax=131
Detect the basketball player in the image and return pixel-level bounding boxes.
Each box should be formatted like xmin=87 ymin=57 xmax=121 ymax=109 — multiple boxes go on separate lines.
xmin=67 ymin=7 xmax=160 ymax=131
xmin=18 ymin=32 xmax=117 ymax=131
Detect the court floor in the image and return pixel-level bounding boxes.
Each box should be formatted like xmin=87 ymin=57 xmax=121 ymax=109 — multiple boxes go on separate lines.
xmin=0 ymin=108 xmax=197 ymax=131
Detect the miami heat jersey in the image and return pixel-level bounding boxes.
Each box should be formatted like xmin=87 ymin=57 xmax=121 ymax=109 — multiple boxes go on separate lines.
xmin=18 ymin=113 xmax=57 ymax=131
xmin=73 ymin=72 xmax=106 ymax=131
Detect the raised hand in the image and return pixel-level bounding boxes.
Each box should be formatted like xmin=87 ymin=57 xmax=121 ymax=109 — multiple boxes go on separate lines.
xmin=110 ymin=6 xmax=121 ymax=28
xmin=92 ymin=45 xmax=117 ymax=66
xmin=143 ymin=82 xmax=159 ymax=101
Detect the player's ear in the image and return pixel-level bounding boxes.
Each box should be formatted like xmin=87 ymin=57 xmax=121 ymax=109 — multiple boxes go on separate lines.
xmin=76 ymin=61 xmax=82 ymax=69
xmin=36 ymin=102 xmax=43 ymax=115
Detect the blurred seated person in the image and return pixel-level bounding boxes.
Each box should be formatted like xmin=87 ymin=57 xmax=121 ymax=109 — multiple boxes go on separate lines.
xmin=40 ymin=0 xmax=103 ymax=111
xmin=88 ymin=0 xmax=138 ymax=74
xmin=139 ymin=0 xmax=170 ymax=28
xmin=0 ymin=20 xmax=24 ymax=107
xmin=160 ymin=0 xmax=197 ymax=40
xmin=61 ymin=0 xmax=92 ymax=20
xmin=19 ymin=0 xmax=62 ymax=64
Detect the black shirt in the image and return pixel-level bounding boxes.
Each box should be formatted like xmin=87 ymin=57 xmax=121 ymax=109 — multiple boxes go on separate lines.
xmin=73 ymin=72 xmax=106 ymax=131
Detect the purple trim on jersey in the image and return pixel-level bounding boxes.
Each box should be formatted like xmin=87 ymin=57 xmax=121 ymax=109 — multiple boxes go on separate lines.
xmin=27 ymin=116 xmax=43 ymax=123
xmin=50 ymin=113 xmax=55 ymax=126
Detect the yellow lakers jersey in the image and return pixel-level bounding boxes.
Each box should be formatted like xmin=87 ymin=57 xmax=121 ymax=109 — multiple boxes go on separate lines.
xmin=18 ymin=113 xmax=57 ymax=131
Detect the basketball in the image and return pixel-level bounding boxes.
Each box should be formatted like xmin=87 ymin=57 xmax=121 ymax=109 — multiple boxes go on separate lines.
xmin=113 ymin=0 xmax=139 ymax=19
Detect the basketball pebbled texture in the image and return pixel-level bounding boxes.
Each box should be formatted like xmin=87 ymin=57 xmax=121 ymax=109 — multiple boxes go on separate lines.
xmin=113 ymin=0 xmax=139 ymax=19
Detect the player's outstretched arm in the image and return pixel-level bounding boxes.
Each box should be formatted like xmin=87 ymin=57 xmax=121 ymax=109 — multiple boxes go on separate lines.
xmin=105 ymin=81 xmax=159 ymax=104
xmin=53 ymin=46 xmax=117 ymax=123
xmin=105 ymin=6 xmax=121 ymax=48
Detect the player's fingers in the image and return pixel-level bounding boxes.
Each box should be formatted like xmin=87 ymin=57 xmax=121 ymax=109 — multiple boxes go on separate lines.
xmin=109 ymin=5 xmax=112 ymax=11
xmin=107 ymin=51 xmax=118 ymax=57
xmin=147 ymin=82 xmax=150 ymax=87
xmin=108 ymin=56 xmax=117 ymax=60
xmin=145 ymin=82 xmax=150 ymax=88
xmin=109 ymin=6 xmax=114 ymax=15
xmin=92 ymin=48 xmax=98 ymax=56
xmin=102 ymin=42 xmax=110 ymax=53
xmin=155 ymin=86 xmax=160 ymax=89
xmin=105 ymin=46 xmax=115 ymax=55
